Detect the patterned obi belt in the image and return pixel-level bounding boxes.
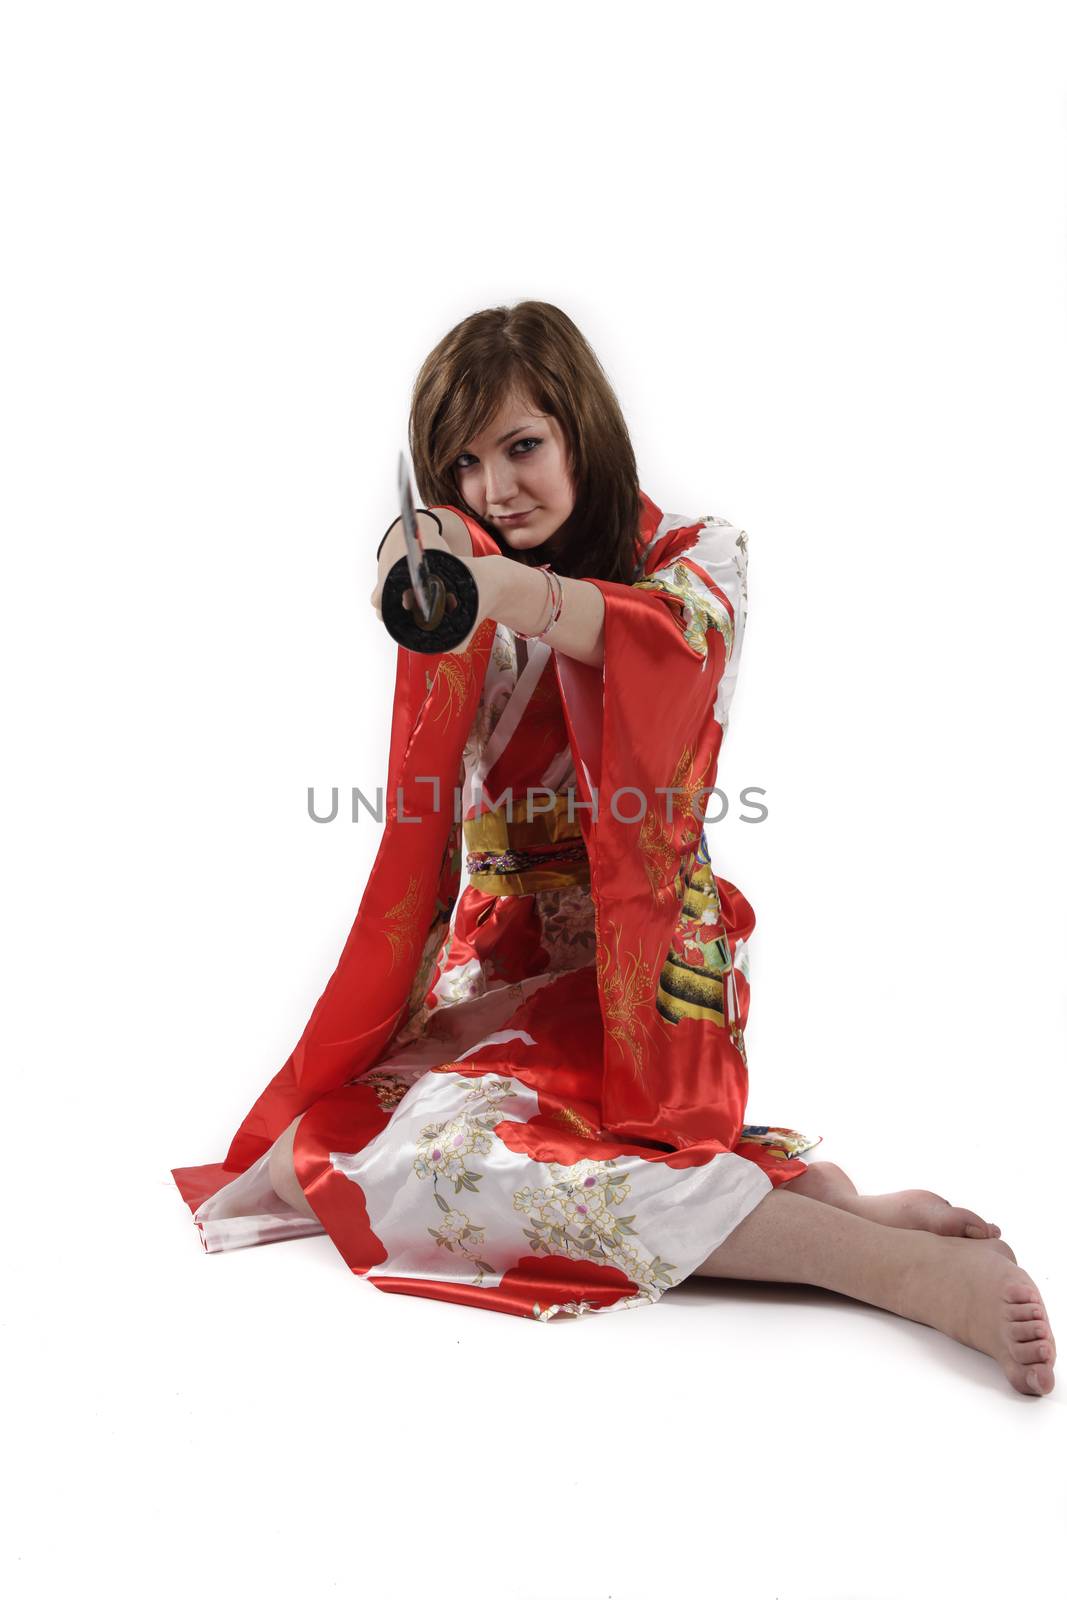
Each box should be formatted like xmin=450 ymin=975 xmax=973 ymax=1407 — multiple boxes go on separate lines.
xmin=463 ymin=792 xmax=591 ymax=897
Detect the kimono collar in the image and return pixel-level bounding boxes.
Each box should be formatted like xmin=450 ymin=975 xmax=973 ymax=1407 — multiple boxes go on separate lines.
xmin=635 ymin=489 xmax=664 ymax=567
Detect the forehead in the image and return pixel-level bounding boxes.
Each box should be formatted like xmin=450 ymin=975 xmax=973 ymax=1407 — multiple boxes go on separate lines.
xmin=468 ymin=391 xmax=555 ymax=446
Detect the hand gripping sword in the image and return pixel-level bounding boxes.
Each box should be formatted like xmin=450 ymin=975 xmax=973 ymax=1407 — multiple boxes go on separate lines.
xmin=378 ymin=453 xmax=481 ymax=653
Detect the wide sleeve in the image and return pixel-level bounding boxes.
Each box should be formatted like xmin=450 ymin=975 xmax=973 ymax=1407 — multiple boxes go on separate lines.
xmin=173 ymin=509 xmax=501 ymax=1201
xmin=553 ymin=515 xmax=754 ymax=1150
xmin=629 ymin=513 xmax=748 ymax=730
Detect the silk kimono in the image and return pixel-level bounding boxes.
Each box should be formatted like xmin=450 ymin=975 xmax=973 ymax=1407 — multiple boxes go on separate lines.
xmin=171 ymin=491 xmax=820 ymax=1320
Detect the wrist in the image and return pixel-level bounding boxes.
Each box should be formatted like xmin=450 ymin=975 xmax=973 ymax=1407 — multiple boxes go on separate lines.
xmin=485 ymin=556 xmax=554 ymax=638
xmin=471 ymin=553 xmax=506 ymax=620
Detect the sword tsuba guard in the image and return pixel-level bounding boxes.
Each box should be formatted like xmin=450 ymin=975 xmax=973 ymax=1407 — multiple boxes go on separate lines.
xmin=380 ymin=548 xmax=481 ymax=654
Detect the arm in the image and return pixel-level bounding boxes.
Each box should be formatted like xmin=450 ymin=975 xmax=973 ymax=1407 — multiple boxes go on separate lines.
xmin=475 ymin=556 xmax=605 ymax=669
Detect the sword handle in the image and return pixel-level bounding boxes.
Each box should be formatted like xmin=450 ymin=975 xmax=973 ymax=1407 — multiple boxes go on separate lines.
xmin=380 ymin=547 xmax=481 ymax=654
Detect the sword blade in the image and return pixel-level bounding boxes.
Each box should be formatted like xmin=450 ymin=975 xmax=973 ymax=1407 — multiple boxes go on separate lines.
xmin=397 ymin=452 xmax=433 ymax=622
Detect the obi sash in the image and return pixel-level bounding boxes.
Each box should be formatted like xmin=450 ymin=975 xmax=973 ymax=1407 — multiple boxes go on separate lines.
xmin=463 ymin=791 xmax=591 ymax=897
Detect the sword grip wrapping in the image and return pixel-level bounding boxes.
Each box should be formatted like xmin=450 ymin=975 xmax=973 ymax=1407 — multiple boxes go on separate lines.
xmin=380 ymin=547 xmax=481 ymax=654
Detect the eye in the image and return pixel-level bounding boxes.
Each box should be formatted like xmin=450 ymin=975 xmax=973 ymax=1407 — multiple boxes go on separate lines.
xmin=454 ymin=437 xmax=541 ymax=471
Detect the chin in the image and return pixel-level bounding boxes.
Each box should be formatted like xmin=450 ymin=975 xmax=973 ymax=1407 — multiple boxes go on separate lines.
xmin=499 ymin=522 xmax=562 ymax=553
xmin=505 ymin=530 xmax=553 ymax=548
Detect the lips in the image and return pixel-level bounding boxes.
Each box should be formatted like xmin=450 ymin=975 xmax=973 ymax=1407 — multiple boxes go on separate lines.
xmin=498 ymin=509 xmax=536 ymax=523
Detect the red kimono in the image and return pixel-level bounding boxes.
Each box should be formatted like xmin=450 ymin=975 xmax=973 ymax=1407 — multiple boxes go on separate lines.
xmin=171 ymin=492 xmax=820 ymax=1320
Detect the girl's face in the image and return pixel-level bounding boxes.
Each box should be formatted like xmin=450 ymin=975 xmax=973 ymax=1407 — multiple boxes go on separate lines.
xmin=453 ymin=390 xmax=576 ymax=557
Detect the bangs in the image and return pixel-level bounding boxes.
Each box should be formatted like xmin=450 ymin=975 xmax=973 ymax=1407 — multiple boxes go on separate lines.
xmin=430 ymin=359 xmax=545 ymax=479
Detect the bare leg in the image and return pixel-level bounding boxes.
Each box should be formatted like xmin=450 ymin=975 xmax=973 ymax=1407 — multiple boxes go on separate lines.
xmin=694 ymin=1186 xmax=1055 ymax=1397
xmin=267 ymin=1115 xmax=319 ymax=1221
xmin=787 ymin=1160 xmax=1002 ymax=1241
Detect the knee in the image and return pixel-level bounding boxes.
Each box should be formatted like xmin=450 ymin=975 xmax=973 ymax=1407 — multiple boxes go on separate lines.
xmin=810 ymin=1160 xmax=849 ymax=1183
xmin=795 ymin=1160 xmax=852 ymax=1201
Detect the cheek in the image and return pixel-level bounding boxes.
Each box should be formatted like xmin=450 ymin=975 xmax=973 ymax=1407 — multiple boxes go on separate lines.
xmin=538 ymin=446 xmax=572 ymax=501
xmin=556 ymin=460 xmax=576 ymax=508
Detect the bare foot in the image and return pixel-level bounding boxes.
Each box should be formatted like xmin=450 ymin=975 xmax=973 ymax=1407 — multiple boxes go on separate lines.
xmin=902 ymin=1234 xmax=1056 ymax=1396
xmin=841 ymin=1188 xmax=1002 ymax=1241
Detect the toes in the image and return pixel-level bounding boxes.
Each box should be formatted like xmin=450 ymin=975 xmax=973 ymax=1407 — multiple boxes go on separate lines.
xmin=939 ymin=1205 xmax=996 ymax=1239
xmin=1008 ymin=1358 xmax=1055 ymax=1396
xmin=936 ymin=1210 xmax=969 ymax=1235
xmin=1001 ymin=1278 xmax=1043 ymax=1305
xmin=1013 ymin=1320 xmax=1051 ymax=1343
xmin=952 ymin=1207 xmax=995 ymax=1236
xmin=998 ymin=1274 xmax=1056 ymax=1393
xmin=1006 ymin=1299 xmax=1045 ymax=1321
xmin=1014 ymin=1339 xmax=1054 ymax=1365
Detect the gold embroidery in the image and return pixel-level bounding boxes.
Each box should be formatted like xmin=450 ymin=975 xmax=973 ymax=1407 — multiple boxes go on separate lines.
xmin=357 ymin=1069 xmax=416 ymax=1111
xmin=555 ymin=1104 xmax=599 ymax=1140
xmin=381 ymin=874 xmax=423 ymax=970
xmin=638 ymin=789 xmax=677 ymax=903
xmin=429 ymin=652 xmax=474 ymax=724
xmin=597 ymin=921 xmax=655 ymax=1080
xmin=637 ymin=743 xmax=710 ymax=901
xmin=634 ymin=560 xmax=733 ymax=659
xmin=427 ymin=619 xmax=496 ymax=723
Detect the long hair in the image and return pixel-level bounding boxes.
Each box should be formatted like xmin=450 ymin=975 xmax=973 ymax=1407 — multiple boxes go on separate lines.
xmin=408 ymin=301 xmax=643 ymax=584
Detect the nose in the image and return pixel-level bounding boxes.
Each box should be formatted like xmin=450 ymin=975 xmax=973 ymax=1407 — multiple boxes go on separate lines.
xmin=483 ymin=455 xmax=518 ymax=511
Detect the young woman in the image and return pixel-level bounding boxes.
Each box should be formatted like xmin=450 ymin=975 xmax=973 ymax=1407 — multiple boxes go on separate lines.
xmin=173 ymin=302 xmax=1055 ymax=1396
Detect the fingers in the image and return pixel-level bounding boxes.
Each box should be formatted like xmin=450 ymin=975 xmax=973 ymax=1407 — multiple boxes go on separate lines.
xmin=368 ymin=586 xmax=415 ymax=621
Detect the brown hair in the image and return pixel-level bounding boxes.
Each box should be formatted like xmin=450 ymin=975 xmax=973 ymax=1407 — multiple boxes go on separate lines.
xmin=408 ymin=301 xmax=643 ymax=584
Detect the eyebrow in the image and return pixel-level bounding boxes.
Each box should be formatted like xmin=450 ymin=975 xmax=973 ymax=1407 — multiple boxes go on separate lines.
xmin=459 ymin=420 xmax=542 ymax=455
xmin=493 ymin=421 xmax=540 ymax=446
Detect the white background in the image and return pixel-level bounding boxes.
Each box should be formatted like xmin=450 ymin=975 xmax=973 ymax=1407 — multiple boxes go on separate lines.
xmin=4 ymin=2 xmax=1065 ymax=1596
